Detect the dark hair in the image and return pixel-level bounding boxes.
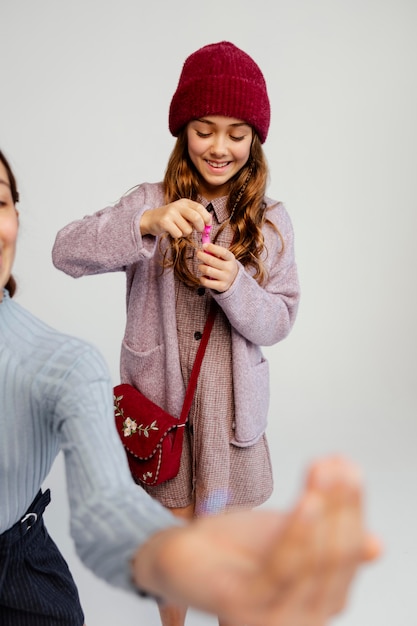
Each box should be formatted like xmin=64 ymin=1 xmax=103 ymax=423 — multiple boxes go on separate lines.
xmin=0 ymin=150 xmax=19 ymax=297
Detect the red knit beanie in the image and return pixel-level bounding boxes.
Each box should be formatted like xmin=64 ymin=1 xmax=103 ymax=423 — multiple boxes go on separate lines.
xmin=169 ymin=41 xmax=270 ymax=144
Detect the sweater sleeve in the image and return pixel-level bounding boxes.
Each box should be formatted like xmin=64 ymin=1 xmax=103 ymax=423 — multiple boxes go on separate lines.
xmin=214 ymin=203 xmax=300 ymax=346
xmin=52 ymin=184 xmax=160 ymax=278
xmin=50 ymin=340 xmax=179 ymax=593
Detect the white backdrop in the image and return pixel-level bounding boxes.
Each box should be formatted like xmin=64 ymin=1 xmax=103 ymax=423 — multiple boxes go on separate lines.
xmin=2 ymin=1 xmax=417 ymax=624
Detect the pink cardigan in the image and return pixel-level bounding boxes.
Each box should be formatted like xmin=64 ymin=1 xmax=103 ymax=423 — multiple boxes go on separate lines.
xmin=52 ymin=182 xmax=300 ymax=446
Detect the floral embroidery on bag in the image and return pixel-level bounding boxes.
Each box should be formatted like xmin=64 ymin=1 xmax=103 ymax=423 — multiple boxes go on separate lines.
xmin=114 ymin=394 xmax=159 ymax=438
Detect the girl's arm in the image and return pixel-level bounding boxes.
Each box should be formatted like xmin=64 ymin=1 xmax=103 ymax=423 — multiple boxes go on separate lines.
xmin=52 ymin=185 xmax=211 ymax=278
xmin=200 ymin=205 xmax=300 ymax=346
xmin=215 ymin=255 xmax=299 ymax=346
xmin=52 ymin=185 xmax=158 ymax=278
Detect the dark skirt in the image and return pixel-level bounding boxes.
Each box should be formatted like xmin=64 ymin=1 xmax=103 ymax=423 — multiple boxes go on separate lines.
xmin=0 ymin=489 xmax=84 ymax=626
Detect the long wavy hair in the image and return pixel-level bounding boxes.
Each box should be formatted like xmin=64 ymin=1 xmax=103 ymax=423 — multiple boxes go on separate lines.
xmin=161 ymin=128 xmax=282 ymax=288
xmin=0 ymin=150 xmax=19 ymax=298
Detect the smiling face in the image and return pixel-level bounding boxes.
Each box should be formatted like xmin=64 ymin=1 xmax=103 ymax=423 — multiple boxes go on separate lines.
xmin=186 ymin=116 xmax=253 ymax=199
xmin=0 ymin=160 xmax=19 ymax=302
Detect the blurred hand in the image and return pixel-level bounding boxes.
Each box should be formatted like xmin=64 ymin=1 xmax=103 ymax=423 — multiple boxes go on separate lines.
xmin=132 ymin=456 xmax=381 ymax=626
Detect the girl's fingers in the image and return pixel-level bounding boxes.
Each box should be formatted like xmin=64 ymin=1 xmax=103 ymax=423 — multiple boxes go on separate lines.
xmin=200 ymin=243 xmax=233 ymax=259
xmin=197 ymin=246 xmax=238 ymax=291
xmin=141 ymin=200 xmax=211 ymax=237
xmin=197 ymin=249 xmax=233 ymax=273
xmin=159 ymin=208 xmax=202 ymax=237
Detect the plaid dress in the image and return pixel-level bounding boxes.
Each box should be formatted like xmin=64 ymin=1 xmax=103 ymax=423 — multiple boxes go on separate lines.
xmin=144 ymin=197 xmax=273 ymax=516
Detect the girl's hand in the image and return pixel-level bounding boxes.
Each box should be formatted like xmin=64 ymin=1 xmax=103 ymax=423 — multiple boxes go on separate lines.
xmin=140 ymin=200 xmax=211 ymax=238
xmin=197 ymin=243 xmax=238 ymax=292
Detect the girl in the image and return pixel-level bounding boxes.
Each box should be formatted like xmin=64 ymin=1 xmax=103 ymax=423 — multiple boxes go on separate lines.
xmin=52 ymin=41 xmax=299 ymax=626
xmin=0 ymin=148 xmax=380 ymax=626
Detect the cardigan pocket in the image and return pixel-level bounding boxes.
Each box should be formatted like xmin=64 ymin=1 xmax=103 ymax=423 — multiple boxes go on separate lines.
xmin=231 ymin=357 xmax=270 ymax=447
xmin=120 ymin=340 xmax=167 ymax=408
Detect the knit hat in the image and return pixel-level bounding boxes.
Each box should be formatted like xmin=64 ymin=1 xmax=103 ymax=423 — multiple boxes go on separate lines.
xmin=169 ymin=41 xmax=270 ymax=144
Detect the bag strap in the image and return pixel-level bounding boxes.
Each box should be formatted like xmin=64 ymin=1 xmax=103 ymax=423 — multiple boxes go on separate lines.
xmin=178 ymin=300 xmax=217 ymax=424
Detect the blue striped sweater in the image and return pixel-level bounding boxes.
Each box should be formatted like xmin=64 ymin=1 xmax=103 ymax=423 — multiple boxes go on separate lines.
xmin=0 ymin=289 xmax=177 ymax=592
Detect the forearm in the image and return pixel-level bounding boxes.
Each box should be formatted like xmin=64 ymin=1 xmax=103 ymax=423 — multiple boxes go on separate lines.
xmin=52 ymin=207 xmax=147 ymax=277
xmin=52 ymin=185 xmax=161 ymax=277
xmin=214 ymin=262 xmax=300 ymax=346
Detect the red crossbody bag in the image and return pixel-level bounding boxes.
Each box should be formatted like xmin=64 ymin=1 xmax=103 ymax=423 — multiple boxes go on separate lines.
xmin=114 ymin=303 xmax=216 ymax=486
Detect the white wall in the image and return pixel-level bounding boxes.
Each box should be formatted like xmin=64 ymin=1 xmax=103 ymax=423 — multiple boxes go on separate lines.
xmin=2 ymin=0 xmax=416 ymax=624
